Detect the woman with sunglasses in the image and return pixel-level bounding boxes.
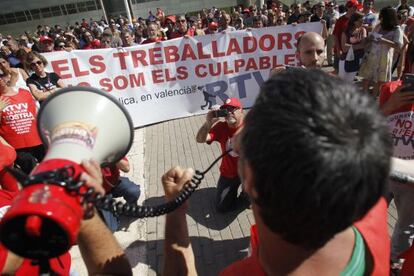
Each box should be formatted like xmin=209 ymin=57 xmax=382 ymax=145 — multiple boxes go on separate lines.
xmin=26 ymin=52 xmax=65 ymax=103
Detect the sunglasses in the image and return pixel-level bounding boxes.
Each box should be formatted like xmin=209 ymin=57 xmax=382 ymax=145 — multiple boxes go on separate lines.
xmin=179 ymin=19 xmax=186 ymax=23
xmin=30 ymin=60 xmax=43 ymax=67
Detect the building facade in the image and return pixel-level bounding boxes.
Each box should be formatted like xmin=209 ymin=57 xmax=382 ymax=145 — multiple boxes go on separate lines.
xmin=0 ymin=0 xmax=241 ymax=36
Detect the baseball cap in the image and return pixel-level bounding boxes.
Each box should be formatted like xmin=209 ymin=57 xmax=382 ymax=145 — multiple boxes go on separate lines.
xmin=166 ymin=15 xmax=176 ymax=23
xmin=39 ymin=35 xmax=53 ymax=43
xmin=346 ymin=0 xmax=359 ymax=8
xmin=209 ymin=22 xmax=218 ymax=30
xmin=220 ymin=98 xmax=242 ymax=110
xmin=242 ymin=8 xmax=251 ymax=14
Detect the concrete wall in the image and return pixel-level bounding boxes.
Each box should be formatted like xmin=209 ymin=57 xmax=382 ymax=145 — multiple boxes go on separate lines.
xmin=0 ymin=0 xmax=89 ymax=12
xmin=130 ymin=0 xmax=238 ymax=18
xmin=0 ymin=11 xmax=104 ymax=37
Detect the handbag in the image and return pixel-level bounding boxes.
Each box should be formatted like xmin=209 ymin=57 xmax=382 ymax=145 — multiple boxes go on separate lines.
xmin=345 ymin=48 xmax=364 ymax=73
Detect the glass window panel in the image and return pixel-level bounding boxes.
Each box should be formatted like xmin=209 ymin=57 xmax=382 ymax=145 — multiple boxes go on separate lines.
xmin=5 ymin=13 xmax=16 ymax=23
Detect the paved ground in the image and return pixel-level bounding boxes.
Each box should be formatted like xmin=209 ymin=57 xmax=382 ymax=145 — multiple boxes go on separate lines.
xmin=72 ymin=113 xmax=398 ymax=275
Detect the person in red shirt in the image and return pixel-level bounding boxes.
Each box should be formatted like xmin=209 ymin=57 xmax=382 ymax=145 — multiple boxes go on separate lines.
xmin=379 ymin=76 xmax=414 ymax=272
xmin=0 ymin=137 xmax=18 ymax=192
xmin=99 ymin=157 xmax=141 ymax=231
xmin=141 ymin=22 xmax=164 ymax=44
xmin=332 ymin=0 xmax=358 ymax=72
xmin=163 ymin=70 xmax=392 ymax=275
xmin=204 ymin=22 xmax=219 ymax=35
xmin=196 ymin=98 xmax=246 ymax=212
xmin=81 ymin=31 xmax=101 ymax=50
xmin=0 ymin=72 xmax=44 ymax=174
xmin=169 ymin=15 xmax=195 ymax=39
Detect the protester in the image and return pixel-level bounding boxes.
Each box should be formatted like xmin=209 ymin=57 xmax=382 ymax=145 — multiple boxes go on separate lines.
xmin=396 ymin=0 xmax=414 ymax=16
xmin=38 ymin=35 xmax=55 ymax=53
xmin=98 ymin=157 xmax=141 ymax=232
xmin=252 ymin=16 xmax=264 ymax=28
xmin=339 ymin=12 xmax=367 ymax=82
xmin=0 ymin=159 xmax=132 ymax=275
xmin=267 ymin=10 xmax=277 ymax=26
xmin=205 ymin=22 xmax=219 ymax=34
xmin=3 ymin=40 xmax=21 ymax=68
xmin=121 ymin=29 xmax=139 ymax=47
xmin=359 ymin=7 xmax=403 ymax=96
xmin=196 ymin=98 xmax=247 ymax=212
xmin=169 ymin=15 xmax=195 ymax=39
xmin=81 ymin=31 xmax=101 ymax=49
xmin=0 ymin=71 xmax=44 ymax=174
xmin=310 ymin=1 xmax=330 ymax=38
xmin=379 ymin=68 xmax=414 ymax=273
xmin=287 ymin=3 xmax=301 ymax=24
xmin=219 ymin=13 xmax=236 ymax=32
xmin=0 ymin=53 xmax=28 ymax=90
xmin=26 ymin=52 xmax=65 ymax=103
xmin=333 ymin=0 xmax=358 ymax=73
xmin=362 ymin=0 xmax=378 ymax=33
xmin=271 ymin=32 xmax=325 ymax=75
xmin=141 ymin=22 xmax=163 ymax=44
xmin=0 ymin=136 xmax=18 ymax=192
xmin=163 ymin=69 xmax=391 ymax=275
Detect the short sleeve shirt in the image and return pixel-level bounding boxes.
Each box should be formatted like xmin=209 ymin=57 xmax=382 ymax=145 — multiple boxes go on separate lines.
xmin=26 ymin=72 xmax=61 ymax=92
xmin=0 ymin=88 xmax=42 ymax=149
xmin=380 ymin=81 xmax=414 ymax=159
xmin=333 ymin=15 xmax=350 ymax=53
xmin=208 ymin=122 xmax=240 ymax=178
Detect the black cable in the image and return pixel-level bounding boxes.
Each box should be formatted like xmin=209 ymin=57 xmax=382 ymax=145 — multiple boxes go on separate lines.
xmin=14 ymin=149 xmax=232 ymax=218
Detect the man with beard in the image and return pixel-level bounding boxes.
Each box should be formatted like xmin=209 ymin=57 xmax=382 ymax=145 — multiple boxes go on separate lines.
xmin=196 ymin=98 xmax=246 ymax=212
xmin=271 ymin=32 xmax=325 ymax=74
xmin=169 ymin=15 xmax=195 ymax=39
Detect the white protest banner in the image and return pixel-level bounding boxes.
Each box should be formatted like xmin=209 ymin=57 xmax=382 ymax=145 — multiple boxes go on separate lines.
xmin=43 ymin=22 xmax=322 ymax=128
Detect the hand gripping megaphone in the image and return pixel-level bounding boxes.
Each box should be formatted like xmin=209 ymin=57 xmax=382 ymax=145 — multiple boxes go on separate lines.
xmin=0 ymin=86 xmax=134 ymax=260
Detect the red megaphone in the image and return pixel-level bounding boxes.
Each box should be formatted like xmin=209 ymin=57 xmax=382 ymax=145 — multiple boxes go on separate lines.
xmin=0 ymin=87 xmax=134 ymax=259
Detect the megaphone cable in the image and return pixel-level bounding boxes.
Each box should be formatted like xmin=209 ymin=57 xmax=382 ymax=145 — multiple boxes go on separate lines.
xmin=12 ymin=149 xmax=232 ymax=219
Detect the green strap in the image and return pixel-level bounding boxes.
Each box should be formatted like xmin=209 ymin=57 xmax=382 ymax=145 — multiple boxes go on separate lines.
xmin=340 ymin=227 xmax=366 ymax=276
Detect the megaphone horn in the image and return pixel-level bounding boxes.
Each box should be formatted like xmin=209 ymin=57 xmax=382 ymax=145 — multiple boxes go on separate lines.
xmin=0 ymin=86 xmax=134 ymax=259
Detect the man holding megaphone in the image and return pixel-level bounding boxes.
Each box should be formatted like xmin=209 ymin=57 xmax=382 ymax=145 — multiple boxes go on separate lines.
xmin=0 ymin=86 xmax=134 ymax=275
xmin=0 ymin=159 xmax=132 ymax=275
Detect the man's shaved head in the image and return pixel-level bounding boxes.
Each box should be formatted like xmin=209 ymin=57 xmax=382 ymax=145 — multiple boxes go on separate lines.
xmin=296 ymin=32 xmax=325 ymax=68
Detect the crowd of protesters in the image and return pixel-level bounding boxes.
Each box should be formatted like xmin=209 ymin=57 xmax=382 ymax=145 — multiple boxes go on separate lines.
xmin=2 ymin=0 xmax=414 ymax=274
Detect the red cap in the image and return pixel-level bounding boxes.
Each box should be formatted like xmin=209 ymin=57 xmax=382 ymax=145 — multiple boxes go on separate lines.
xmin=39 ymin=35 xmax=53 ymax=43
xmin=242 ymin=8 xmax=251 ymax=14
xmin=345 ymin=0 xmax=359 ymax=8
xmin=166 ymin=15 xmax=176 ymax=23
xmin=220 ymin=98 xmax=242 ymax=109
xmin=209 ymin=22 xmax=218 ymax=30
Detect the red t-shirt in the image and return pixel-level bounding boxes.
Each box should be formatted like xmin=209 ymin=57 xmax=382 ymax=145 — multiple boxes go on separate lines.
xmin=208 ymin=122 xmax=240 ymax=178
xmin=169 ymin=28 xmax=195 ymax=39
xmin=101 ymin=157 xmax=128 ymax=192
xmin=0 ymin=142 xmax=18 ymax=192
xmin=332 ymin=14 xmax=350 ymax=54
xmin=379 ymin=81 xmax=414 ymax=159
xmin=0 ymin=89 xmax=42 ymax=149
xmin=220 ymin=198 xmax=390 ymax=275
xmin=0 ymin=190 xmax=71 ymax=275
xmin=82 ymin=39 xmax=101 ymax=49
xmin=141 ymin=37 xmax=164 ymax=44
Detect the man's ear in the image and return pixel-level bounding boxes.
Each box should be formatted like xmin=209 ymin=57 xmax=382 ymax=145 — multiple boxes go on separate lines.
xmin=242 ymin=160 xmax=258 ymax=200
